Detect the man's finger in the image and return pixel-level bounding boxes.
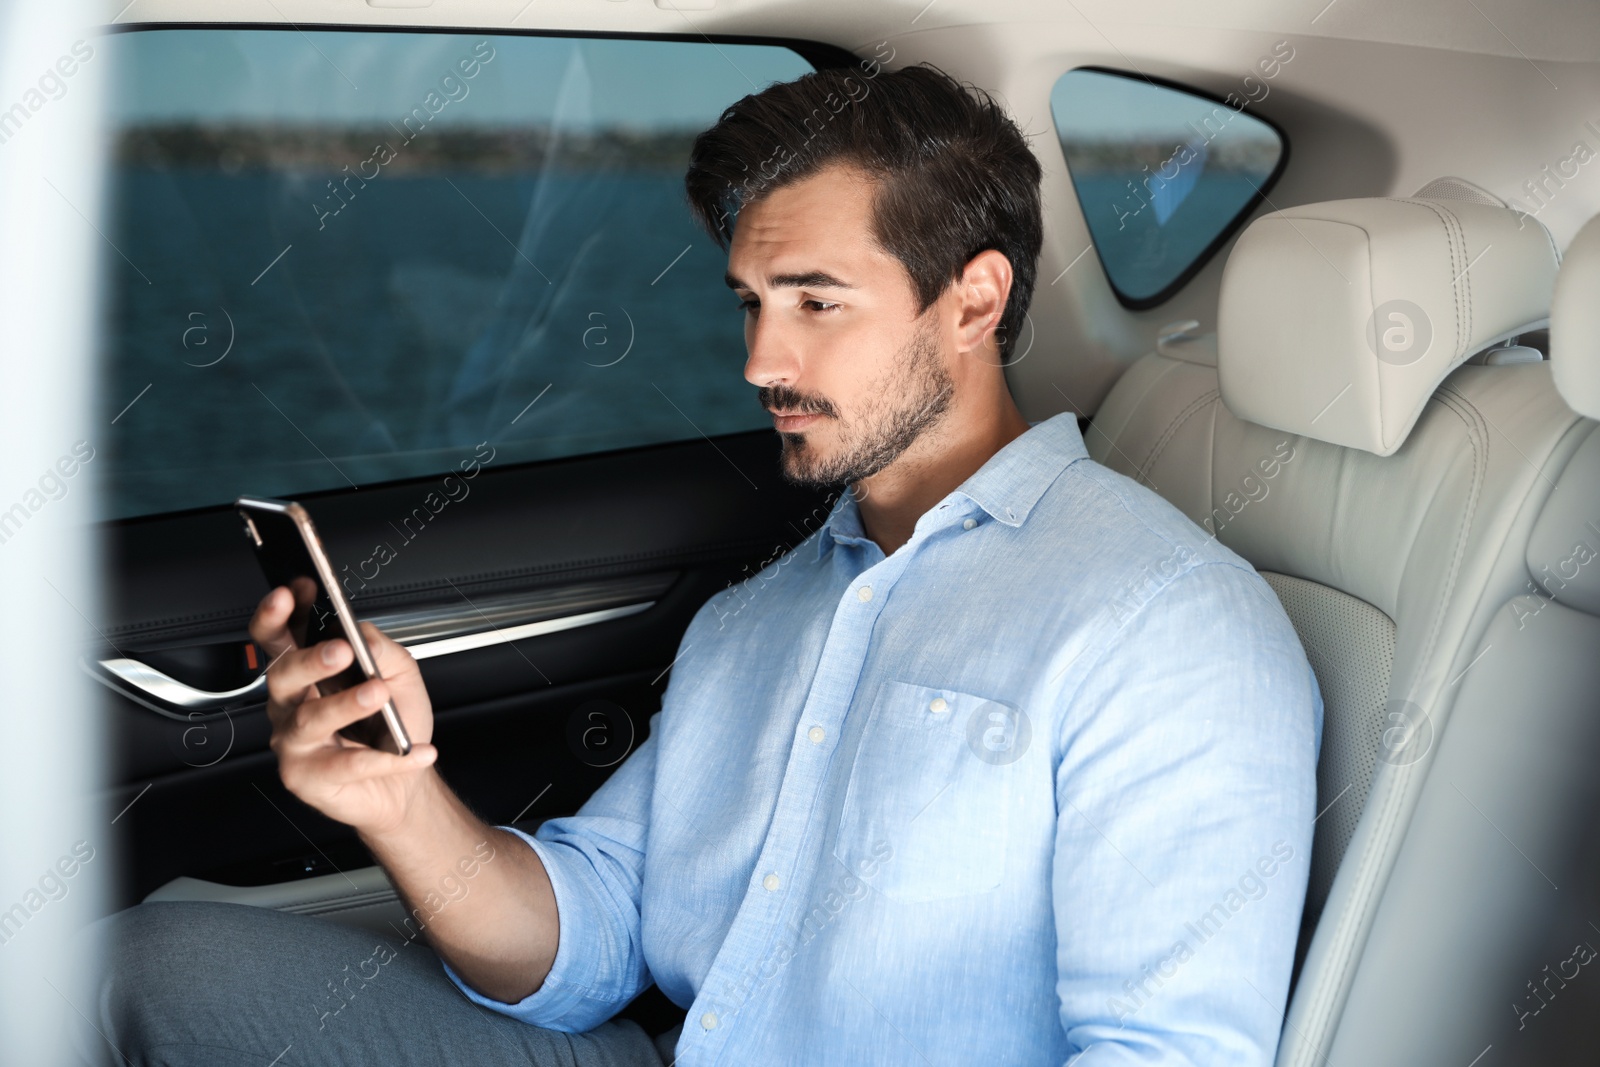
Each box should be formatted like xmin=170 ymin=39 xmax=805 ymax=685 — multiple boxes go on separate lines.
xmin=248 ymin=587 xmax=298 ymax=662
xmin=278 ymin=677 xmax=392 ymax=752
xmin=289 ymin=740 xmax=438 ymax=793
xmin=359 ymin=621 xmax=414 ymax=675
xmin=265 ymin=639 xmax=353 ymax=707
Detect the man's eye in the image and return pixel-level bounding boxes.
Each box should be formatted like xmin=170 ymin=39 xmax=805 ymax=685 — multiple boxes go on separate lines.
xmin=737 ymin=298 xmax=759 ymax=314
xmin=803 ymin=300 xmax=840 ymax=313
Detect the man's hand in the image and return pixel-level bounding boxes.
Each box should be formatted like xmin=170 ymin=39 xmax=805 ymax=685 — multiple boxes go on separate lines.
xmin=248 ymin=585 xmax=561 ymax=1003
xmin=249 ymin=585 xmax=439 ymax=836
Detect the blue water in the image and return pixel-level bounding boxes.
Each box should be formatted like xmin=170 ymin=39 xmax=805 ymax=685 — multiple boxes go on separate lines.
xmin=102 ymin=164 xmax=1273 ymax=520
xmin=103 ymin=166 xmax=764 ymax=519
xmin=1070 ymin=172 xmax=1268 ymax=301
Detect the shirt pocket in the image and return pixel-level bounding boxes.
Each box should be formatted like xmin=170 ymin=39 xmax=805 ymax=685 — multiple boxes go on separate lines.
xmin=831 ymin=680 xmax=1019 ymax=904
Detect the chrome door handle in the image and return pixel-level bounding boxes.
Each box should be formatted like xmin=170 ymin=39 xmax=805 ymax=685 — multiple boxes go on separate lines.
xmin=91 ymin=657 xmax=267 ymax=718
xmin=89 ymin=575 xmax=669 ymax=721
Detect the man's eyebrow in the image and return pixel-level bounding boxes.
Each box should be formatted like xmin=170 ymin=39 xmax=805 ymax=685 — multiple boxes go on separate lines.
xmin=724 ymin=270 xmax=857 ymax=291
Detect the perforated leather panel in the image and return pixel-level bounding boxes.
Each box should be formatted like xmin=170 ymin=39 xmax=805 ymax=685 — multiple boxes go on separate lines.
xmin=1260 ymin=571 xmax=1396 ymax=933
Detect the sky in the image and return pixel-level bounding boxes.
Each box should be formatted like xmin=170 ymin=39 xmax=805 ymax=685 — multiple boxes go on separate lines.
xmin=104 ymin=29 xmax=813 ymax=129
xmin=1050 ymin=67 xmax=1279 ymax=143
xmin=100 ymin=27 xmax=1278 ymax=154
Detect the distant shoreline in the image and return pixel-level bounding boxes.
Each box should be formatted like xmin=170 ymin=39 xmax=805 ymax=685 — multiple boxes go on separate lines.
xmin=113 ymin=123 xmax=1281 ymax=177
xmin=114 ymin=123 xmax=702 ymax=174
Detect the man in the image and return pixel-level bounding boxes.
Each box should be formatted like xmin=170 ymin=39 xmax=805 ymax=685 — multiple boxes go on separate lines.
xmin=79 ymin=64 xmax=1320 ymax=1066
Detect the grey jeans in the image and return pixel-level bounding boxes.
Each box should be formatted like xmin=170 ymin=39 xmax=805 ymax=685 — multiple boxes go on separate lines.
xmin=71 ymin=900 xmax=681 ymax=1067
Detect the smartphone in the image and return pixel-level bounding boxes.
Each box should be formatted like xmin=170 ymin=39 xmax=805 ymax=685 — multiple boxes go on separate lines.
xmin=234 ymin=496 xmax=412 ymax=756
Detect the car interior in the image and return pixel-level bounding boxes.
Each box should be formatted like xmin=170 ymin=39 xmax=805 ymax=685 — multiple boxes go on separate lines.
xmin=50 ymin=1 xmax=1600 ymax=1063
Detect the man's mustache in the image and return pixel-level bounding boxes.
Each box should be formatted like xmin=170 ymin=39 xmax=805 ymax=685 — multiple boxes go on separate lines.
xmin=758 ymin=383 xmax=838 ymax=415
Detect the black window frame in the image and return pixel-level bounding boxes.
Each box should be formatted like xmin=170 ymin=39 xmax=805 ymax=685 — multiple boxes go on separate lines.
xmin=1051 ymin=64 xmax=1291 ymax=311
xmin=102 ymin=21 xmax=859 ymax=72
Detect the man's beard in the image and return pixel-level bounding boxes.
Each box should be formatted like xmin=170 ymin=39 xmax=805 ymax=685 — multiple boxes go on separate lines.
xmin=764 ymin=317 xmax=956 ymax=489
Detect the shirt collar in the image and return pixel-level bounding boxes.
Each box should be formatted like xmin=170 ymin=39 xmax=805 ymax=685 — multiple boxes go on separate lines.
xmin=812 ymin=412 xmax=1089 ymax=561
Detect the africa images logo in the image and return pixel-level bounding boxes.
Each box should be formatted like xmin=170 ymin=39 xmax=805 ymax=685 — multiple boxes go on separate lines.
xmin=1366 ymin=299 xmax=1433 ymax=367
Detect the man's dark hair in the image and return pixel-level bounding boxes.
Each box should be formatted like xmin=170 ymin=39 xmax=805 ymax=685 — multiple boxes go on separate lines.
xmin=685 ymin=62 xmax=1043 ymax=360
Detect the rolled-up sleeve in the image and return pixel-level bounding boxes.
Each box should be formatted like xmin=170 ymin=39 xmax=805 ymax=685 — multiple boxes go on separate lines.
xmin=440 ymin=713 xmax=659 ymax=1033
xmin=1052 ymin=561 xmax=1324 ymax=1064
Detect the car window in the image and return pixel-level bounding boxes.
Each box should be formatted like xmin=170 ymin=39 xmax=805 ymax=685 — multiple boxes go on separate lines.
xmin=1049 ymin=65 xmax=1287 ymax=308
xmin=98 ymin=30 xmax=813 ymax=520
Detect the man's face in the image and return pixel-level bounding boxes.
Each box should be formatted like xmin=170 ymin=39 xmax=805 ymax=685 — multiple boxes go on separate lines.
xmin=725 ymin=164 xmax=956 ymax=489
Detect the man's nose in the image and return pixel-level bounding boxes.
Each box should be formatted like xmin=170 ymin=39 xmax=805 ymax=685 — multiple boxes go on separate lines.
xmin=743 ymin=310 xmax=801 ymax=389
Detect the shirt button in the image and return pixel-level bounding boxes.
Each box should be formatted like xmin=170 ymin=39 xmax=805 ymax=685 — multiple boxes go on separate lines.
xmin=929 ymin=697 xmax=947 ymax=713
xmin=701 ymin=1011 xmax=719 ymax=1031
xmin=963 ymin=518 xmax=977 ymax=530
xmin=808 ymin=725 xmax=825 ymax=743
xmin=857 ymin=585 xmax=873 ymax=602
xmin=762 ymin=873 xmax=781 ymax=891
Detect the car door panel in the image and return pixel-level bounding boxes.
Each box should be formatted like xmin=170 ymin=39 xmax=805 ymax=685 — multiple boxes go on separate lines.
xmin=99 ymin=428 xmax=833 ymax=910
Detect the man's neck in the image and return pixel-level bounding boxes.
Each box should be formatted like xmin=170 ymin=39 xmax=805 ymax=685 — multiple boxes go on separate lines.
xmin=852 ymin=400 xmax=1032 ymax=557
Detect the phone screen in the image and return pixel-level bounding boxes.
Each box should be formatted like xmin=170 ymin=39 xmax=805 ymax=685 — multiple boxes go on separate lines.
xmin=237 ymin=501 xmax=408 ymax=754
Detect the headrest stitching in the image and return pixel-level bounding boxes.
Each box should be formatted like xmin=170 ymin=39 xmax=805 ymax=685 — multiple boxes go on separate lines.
xmin=1450 ymin=204 xmax=1473 ymax=356
xmin=1386 ymin=197 xmax=1475 ymax=453
xmin=1401 ymin=197 xmax=1471 ymax=360
xmin=1536 ymin=215 xmax=1561 ymax=268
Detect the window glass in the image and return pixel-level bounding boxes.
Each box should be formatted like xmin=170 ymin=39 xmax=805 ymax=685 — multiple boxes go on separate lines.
xmin=1049 ymin=67 xmax=1286 ymax=307
xmin=98 ymin=30 xmax=813 ymax=519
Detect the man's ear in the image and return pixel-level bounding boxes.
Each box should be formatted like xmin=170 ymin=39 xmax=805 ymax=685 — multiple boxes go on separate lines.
xmin=953 ymin=249 xmax=1013 ymax=359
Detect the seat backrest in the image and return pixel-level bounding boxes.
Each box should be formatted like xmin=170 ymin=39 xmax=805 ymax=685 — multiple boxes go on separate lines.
xmin=1086 ymin=191 xmax=1585 ymax=1066
xmin=1313 ymin=215 xmax=1600 ymax=1065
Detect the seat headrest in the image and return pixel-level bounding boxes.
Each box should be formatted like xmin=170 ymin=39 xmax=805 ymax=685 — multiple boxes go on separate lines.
xmin=1217 ymin=196 xmax=1559 ymax=456
xmin=1551 ymin=214 xmax=1600 ymax=420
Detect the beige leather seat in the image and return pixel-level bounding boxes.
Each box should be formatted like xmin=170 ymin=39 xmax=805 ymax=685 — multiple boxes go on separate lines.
xmin=1087 ymin=191 xmax=1600 ymax=1064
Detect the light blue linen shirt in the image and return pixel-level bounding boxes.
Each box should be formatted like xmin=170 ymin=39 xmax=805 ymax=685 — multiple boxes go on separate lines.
xmin=442 ymin=412 xmax=1323 ymax=1065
